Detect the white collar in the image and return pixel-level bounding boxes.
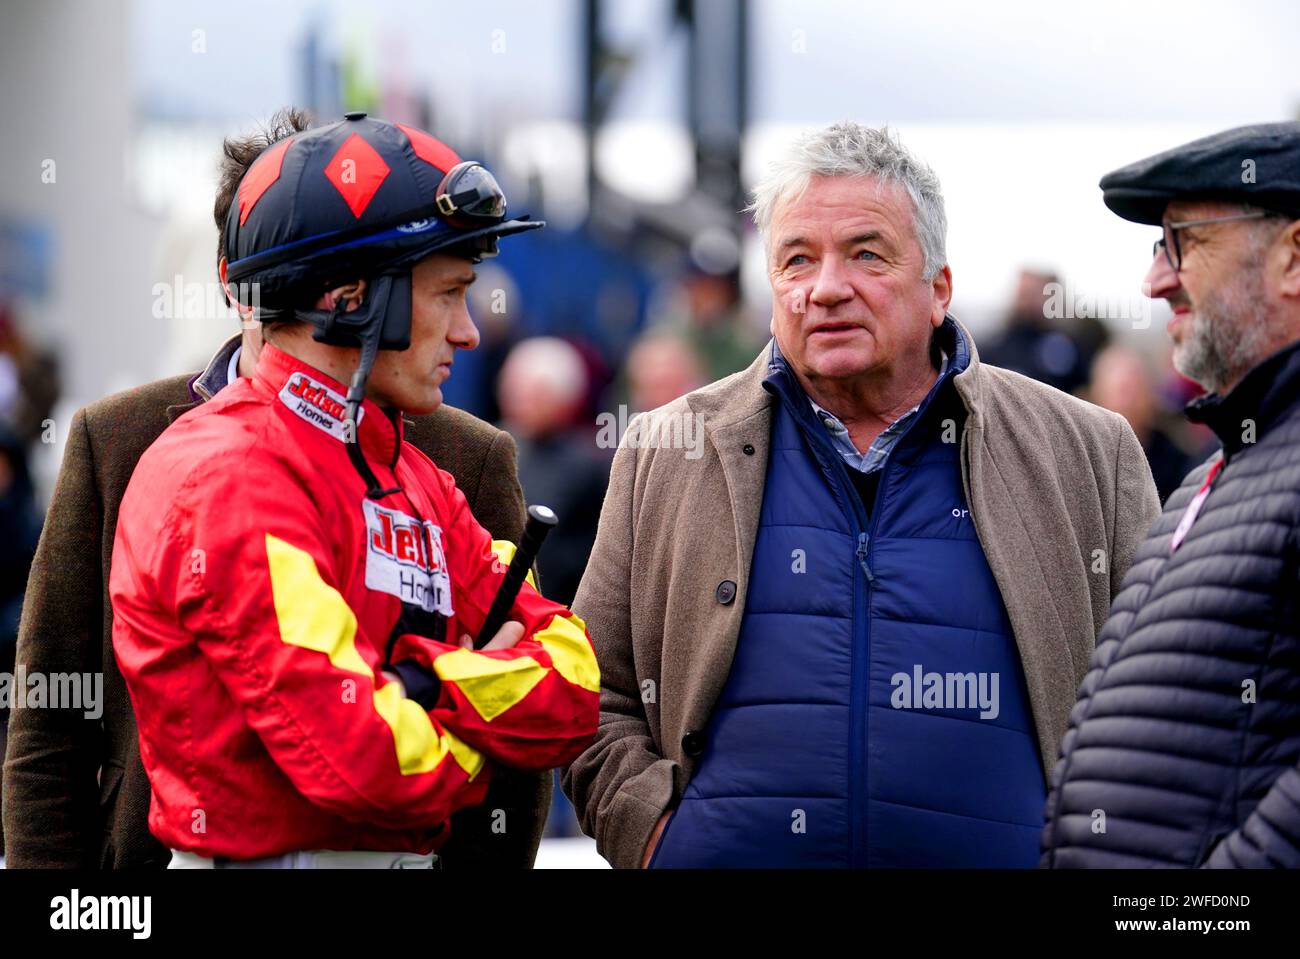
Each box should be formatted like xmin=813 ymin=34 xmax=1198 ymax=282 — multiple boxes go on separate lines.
xmin=226 ymin=345 xmax=243 ymax=387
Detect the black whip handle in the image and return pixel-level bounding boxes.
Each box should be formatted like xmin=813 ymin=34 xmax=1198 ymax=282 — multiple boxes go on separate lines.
xmin=474 ymin=505 xmax=558 ymax=649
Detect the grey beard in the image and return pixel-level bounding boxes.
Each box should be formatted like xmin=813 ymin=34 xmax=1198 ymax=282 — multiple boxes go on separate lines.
xmin=1173 ymin=265 xmax=1273 ymax=395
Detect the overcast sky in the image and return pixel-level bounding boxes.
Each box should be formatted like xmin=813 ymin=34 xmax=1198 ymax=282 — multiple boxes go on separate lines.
xmin=126 ymin=0 xmax=1300 ymax=322
xmin=132 ymin=0 xmax=1300 ymax=125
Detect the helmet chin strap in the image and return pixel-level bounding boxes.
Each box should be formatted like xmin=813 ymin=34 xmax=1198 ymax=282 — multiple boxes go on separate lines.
xmin=344 ymin=320 xmax=402 ymax=501
xmin=294 ymin=285 xmax=404 ymax=501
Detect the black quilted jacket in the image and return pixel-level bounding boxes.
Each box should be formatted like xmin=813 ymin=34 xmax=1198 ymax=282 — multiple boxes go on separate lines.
xmin=1042 ymin=338 xmax=1300 ymax=868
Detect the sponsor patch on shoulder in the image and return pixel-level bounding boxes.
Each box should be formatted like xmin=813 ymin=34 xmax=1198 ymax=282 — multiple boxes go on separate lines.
xmin=363 ymin=499 xmax=454 ymax=616
xmin=278 ymin=372 xmax=363 ymax=441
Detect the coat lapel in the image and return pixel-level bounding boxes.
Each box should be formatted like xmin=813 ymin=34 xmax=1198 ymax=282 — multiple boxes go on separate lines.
xmin=165 ymin=335 xmax=241 ymax=424
xmin=687 ymin=347 xmax=775 ymax=607
xmin=165 ymin=402 xmax=200 ymax=424
xmin=950 ymin=318 xmax=1077 ymax=778
xmin=677 ymin=349 xmax=774 ymax=739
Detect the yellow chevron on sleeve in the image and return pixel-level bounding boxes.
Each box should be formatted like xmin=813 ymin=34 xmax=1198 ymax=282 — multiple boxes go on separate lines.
xmin=372 ymin=683 xmax=486 ymax=779
xmin=443 ymin=727 xmax=487 ymax=780
xmin=432 ymin=648 xmax=547 ymax=722
xmin=265 ymin=533 xmax=370 ymax=677
xmin=372 ymin=681 xmax=454 ymax=774
xmin=490 ymin=539 xmax=538 ymax=591
xmin=266 ymin=533 xmax=485 ymax=778
xmin=535 ymin=612 xmax=600 ymax=693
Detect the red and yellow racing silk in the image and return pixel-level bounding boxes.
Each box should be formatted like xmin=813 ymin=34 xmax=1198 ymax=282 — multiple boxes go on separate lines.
xmin=109 ymin=343 xmax=598 ymax=859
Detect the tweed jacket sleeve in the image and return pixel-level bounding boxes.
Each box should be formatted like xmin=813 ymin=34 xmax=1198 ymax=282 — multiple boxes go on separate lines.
xmin=1 ymin=408 xmax=105 ymax=867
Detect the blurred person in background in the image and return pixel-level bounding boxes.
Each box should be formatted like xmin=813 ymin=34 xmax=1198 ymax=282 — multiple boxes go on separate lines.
xmin=0 ymin=424 xmax=41 ymax=859
xmin=1044 ymin=122 xmax=1300 ymax=868
xmin=566 ymin=122 xmax=1159 ymax=869
xmin=497 ymin=336 xmax=607 ymax=609
xmin=2 ymin=108 xmax=555 ymax=870
xmin=464 ymin=263 xmax=523 ymax=422
xmin=498 ymin=335 xmax=608 ymax=843
xmin=0 ymin=301 xmax=61 ymax=452
xmin=626 ymin=330 xmax=706 ymax=413
xmin=1087 ymin=343 xmax=1198 ymax=503
xmin=981 ymin=267 xmax=1108 ymax=395
xmin=666 ymin=268 xmax=764 ymax=382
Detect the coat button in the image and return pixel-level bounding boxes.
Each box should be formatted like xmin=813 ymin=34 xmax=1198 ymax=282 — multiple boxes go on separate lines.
xmin=682 ymin=731 xmax=706 ymax=757
xmin=715 ymin=580 xmax=737 ymax=604
xmin=743 ymin=444 xmax=755 ymax=455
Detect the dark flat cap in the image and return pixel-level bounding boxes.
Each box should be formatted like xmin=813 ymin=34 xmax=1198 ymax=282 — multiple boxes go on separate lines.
xmin=1101 ymin=122 xmax=1300 ymax=225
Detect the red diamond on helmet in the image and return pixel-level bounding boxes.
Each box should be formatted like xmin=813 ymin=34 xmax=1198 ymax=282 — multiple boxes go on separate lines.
xmin=324 ymin=133 xmax=392 ymax=218
xmin=238 ymin=137 xmax=294 ymax=226
xmin=397 ymin=123 xmax=460 ymax=175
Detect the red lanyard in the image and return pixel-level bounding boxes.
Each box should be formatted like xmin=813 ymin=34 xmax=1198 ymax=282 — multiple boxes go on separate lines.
xmin=1170 ymin=457 xmax=1224 ymax=553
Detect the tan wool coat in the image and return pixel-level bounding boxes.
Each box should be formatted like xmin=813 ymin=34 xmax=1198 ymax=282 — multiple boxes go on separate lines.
xmin=563 ymin=319 xmax=1161 ymax=869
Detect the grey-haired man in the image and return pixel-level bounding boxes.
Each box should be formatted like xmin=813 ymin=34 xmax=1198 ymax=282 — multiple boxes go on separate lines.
xmin=564 ymin=122 xmax=1161 ymax=869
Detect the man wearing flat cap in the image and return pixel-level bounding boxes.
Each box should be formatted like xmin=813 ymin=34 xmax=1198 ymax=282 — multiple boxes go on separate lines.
xmin=1044 ymin=122 xmax=1300 ymax=868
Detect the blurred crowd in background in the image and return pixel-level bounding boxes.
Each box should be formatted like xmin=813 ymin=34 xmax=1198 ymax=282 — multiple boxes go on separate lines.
xmin=2 ymin=0 xmax=1295 ymax=852
xmin=0 ymin=260 xmax=1222 ymax=843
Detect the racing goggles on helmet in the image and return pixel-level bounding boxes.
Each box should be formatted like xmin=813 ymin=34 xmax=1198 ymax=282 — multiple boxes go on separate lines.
xmin=435 ymin=162 xmax=507 ymax=228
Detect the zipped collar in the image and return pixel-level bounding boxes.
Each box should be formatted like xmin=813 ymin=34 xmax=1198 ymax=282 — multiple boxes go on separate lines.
xmin=254 ymin=342 xmax=404 ymax=468
xmin=1185 ymin=336 xmax=1300 ymax=460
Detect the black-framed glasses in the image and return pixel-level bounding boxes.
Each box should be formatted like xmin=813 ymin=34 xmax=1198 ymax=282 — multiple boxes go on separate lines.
xmin=1152 ymin=210 xmax=1272 ymax=272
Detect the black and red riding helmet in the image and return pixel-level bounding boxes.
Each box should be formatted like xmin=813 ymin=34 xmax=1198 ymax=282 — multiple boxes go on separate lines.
xmin=222 ymin=111 xmax=542 ymax=496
